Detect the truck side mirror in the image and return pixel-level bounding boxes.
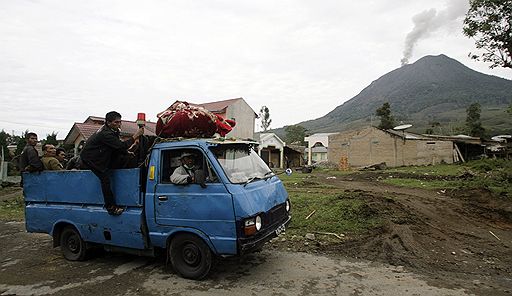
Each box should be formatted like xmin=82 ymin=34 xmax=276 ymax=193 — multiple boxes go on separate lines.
xmin=195 ymin=170 xmax=207 ymax=188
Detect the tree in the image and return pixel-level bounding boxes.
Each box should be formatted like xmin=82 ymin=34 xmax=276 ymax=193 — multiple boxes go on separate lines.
xmin=425 ymin=121 xmax=441 ymax=135
xmin=284 ymin=125 xmax=307 ymax=145
xmin=43 ymin=132 xmax=59 ymax=146
xmin=259 ymin=106 xmax=272 ymax=132
xmin=466 ymin=103 xmax=486 ymax=138
xmin=15 ymin=131 xmax=28 ymax=156
xmin=463 ymin=0 xmax=512 ymax=69
xmin=0 ymin=130 xmax=10 ymax=160
xmin=375 ymin=102 xmax=395 ymax=130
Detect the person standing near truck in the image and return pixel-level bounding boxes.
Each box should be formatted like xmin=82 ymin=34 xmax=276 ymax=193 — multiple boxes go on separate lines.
xmin=80 ymin=111 xmax=144 ymax=215
xmin=19 ymin=132 xmax=44 ymax=173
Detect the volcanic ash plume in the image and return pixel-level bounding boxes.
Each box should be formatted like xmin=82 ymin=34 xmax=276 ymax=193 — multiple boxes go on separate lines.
xmin=400 ymin=0 xmax=469 ymax=66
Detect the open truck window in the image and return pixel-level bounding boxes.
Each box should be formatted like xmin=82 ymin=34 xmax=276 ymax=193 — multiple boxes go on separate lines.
xmin=210 ymin=144 xmax=273 ymax=184
xmin=159 ymin=148 xmax=219 ymax=184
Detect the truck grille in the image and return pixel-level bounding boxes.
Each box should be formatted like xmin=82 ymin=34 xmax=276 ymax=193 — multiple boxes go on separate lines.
xmin=268 ymin=204 xmax=287 ymax=226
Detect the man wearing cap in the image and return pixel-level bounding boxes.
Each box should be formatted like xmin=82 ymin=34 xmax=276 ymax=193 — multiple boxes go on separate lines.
xmin=170 ymin=152 xmax=196 ymax=185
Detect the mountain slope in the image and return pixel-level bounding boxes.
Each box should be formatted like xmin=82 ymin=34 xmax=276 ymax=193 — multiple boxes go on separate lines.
xmin=275 ymin=54 xmax=512 ymax=137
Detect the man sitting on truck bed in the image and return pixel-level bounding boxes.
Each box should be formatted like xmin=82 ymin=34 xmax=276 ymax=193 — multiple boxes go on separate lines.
xmin=19 ymin=132 xmax=44 ymax=173
xmin=80 ymin=111 xmax=144 ymax=215
xmin=41 ymin=144 xmax=63 ymax=170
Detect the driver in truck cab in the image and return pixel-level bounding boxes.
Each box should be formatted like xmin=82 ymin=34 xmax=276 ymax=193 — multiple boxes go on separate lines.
xmin=170 ymin=152 xmax=196 ymax=184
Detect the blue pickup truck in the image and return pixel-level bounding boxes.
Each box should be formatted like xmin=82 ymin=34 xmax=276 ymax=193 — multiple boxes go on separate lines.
xmin=23 ymin=138 xmax=291 ymax=279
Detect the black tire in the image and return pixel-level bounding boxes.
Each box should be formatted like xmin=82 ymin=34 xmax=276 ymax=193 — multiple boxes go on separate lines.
xmin=169 ymin=233 xmax=212 ymax=280
xmin=60 ymin=226 xmax=87 ymax=261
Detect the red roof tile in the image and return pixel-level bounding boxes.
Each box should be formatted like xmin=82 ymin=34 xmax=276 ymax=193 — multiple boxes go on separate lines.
xmin=65 ymin=119 xmax=157 ymax=144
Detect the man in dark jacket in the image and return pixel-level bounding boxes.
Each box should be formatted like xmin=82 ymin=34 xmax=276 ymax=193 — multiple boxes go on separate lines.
xmin=80 ymin=111 xmax=143 ymax=215
xmin=19 ymin=132 xmax=43 ymax=173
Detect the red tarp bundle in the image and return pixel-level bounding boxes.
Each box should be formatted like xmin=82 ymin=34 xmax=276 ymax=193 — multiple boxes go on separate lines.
xmin=156 ymin=101 xmax=236 ymax=138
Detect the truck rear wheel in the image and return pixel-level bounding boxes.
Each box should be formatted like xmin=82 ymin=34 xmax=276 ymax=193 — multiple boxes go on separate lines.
xmin=60 ymin=226 xmax=87 ymax=261
xmin=169 ymin=233 xmax=212 ymax=280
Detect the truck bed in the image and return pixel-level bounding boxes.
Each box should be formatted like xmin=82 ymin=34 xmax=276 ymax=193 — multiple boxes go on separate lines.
xmin=24 ymin=169 xmax=147 ymax=250
xmin=24 ymin=169 xmax=142 ymax=205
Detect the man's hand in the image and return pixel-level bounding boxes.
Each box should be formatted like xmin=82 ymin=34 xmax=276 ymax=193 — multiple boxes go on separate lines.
xmin=133 ymin=127 xmax=144 ymax=140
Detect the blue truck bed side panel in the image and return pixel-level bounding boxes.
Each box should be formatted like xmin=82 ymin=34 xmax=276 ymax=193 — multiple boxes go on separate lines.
xmin=24 ymin=168 xmax=146 ymax=249
xmin=25 ymin=205 xmax=145 ymax=249
xmin=23 ymin=169 xmax=141 ymax=206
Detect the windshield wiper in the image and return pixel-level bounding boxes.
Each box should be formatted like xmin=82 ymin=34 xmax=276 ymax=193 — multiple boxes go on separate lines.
xmin=243 ymin=176 xmax=262 ymax=187
xmin=263 ymin=171 xmax=275 ymax=180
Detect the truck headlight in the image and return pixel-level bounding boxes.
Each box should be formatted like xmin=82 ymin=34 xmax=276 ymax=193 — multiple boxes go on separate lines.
xmin=243 ymin=215 xmax=262 ymax=236
xmin=285 ymin=200 xmax=290 ymax=212
xmin=255 ymin=215 xmax=262 ymax=231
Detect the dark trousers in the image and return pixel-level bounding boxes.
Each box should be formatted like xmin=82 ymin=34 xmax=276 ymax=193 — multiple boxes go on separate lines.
xmin=91 ymin=168 xmax=116 ymax=208
xmin=80 ymin=161 xmax=116 ymax=208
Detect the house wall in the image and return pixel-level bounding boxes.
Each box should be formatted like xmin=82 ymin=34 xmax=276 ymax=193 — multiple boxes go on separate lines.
xmin=312 ymin=152 xmax=328 ymax=162
xmin=328 ymin=127 xmax=453 ymax=168
xmin=226 ymin=100 xmax=255 ymax=139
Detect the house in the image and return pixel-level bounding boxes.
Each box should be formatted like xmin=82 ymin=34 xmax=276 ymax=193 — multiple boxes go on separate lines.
xmin=190 ymin=98 xmax=257 ymax=140
xmin=328 ymin=126 xmax=454 ymax=168
xmin=64 ymin=116 xmax=157 ymax=154
xmin=304 ymin=133 xmax=338 ymax=165
xmin=256 ymin=133 xmax=305 ymax=169
xmin=257 ymin=133 xmax=285 ymax=168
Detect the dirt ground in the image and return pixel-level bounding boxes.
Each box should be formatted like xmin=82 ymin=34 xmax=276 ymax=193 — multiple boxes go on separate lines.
xmin=1 ymin=172 xmax=511 ymax=295
xmin=271 ymin=171 xmax=512 ymax=295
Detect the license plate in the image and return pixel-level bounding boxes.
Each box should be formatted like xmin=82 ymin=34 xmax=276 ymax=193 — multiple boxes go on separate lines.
xmin=275 ymin=223 xmax=286 ymax=236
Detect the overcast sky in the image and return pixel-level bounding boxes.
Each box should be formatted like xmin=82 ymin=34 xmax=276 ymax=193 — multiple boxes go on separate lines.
xmin=1 ymin=0 xmax=511 ymax=139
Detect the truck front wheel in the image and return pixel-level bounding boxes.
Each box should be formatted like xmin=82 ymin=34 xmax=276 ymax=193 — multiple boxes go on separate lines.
xmin=169 ymin=233 xmax=212 ymax=280
xmin=60 ymin=226 xmax=87 ymax=261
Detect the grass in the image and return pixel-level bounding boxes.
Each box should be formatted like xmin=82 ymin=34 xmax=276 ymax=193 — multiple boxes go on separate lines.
xmin=280 ymin=173 xmax=382 ymax=237
xmin=374 ymin=159 xmax=512 ymax=197
xmin=0 ymin=192 xmax=24 ymax=221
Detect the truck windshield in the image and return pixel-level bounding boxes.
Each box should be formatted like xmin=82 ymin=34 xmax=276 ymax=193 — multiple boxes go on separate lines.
xmin=210 ymin=144 xmax=273 ymax=184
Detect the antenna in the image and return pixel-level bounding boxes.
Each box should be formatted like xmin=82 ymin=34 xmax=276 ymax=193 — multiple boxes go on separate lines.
xmin=393 ymin=124 xmax=413 ymax=130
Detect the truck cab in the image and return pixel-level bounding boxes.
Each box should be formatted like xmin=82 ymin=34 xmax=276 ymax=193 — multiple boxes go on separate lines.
xmin=24 ymin=138 xmax=291 ymax=279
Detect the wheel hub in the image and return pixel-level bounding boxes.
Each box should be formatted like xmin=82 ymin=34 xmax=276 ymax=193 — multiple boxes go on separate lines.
xmin=182 ymin=243 xmax=200 ymax=266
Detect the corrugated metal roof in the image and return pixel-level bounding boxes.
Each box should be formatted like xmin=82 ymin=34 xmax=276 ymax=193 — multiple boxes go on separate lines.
xmin=385 ymin=129 xmax=432 ymax=140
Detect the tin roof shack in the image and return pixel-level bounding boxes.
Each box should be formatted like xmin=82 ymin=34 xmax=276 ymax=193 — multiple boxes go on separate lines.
xmin=328 ymin=126 xmax=454 ymax=168
xmin=485 ymin=135 xmax=511 ymax=159
xmin=284 ymin=145 xmax=305 ymax=169
xmin=420 ymin=134 xmax=483 ymax=162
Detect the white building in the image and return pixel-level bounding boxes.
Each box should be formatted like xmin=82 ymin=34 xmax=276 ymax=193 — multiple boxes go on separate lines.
xmin=304 ymin=133 xmax=338 ymax=165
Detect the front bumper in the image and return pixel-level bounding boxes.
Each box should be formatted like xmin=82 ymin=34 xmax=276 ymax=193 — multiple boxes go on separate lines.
xmin=238 ymin=214 xmax=291 ymax=254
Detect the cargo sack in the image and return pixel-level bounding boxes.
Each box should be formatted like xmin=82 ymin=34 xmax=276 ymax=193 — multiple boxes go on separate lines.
xmin=156 ymin=101 xmax=236 ymax=138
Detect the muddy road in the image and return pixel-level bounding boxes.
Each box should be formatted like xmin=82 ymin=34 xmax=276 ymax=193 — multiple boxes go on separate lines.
xmin=1 ymin=220 xmax=470 ymax=296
